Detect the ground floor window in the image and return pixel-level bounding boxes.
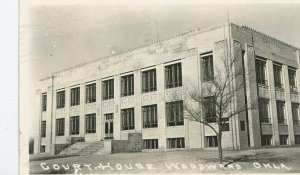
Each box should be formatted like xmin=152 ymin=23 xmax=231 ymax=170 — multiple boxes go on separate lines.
xmin=167 ymin=137 xmax=185 ymax=149
xmin=86 ymin=113 xmax=96 ymax=134
xmin=56 ymin=118 xmax=65 ymax=136
xmin=40 ymin=145 xmax=45 ymax=153
xmin=279 ymin=135 xmax=288 ymax=145
xmin=121 ymin=108 xmax=135 ymax=130
xmin=205 ymin=136 xmax=218 ymax=147
xmin=70 ymin=116 xmax=80 ymax=135
xmin=143 ymin=139 xmax=158 ymax=149
xmin=261 ymin=135 xmax=272 ymax=146
xmin=295 ymin=135 xmax=300 ymax=144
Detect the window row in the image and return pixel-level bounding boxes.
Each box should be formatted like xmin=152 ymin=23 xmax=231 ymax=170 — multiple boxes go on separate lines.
xmin=255 ymin=58 xmax=298 ymax=92
xmin=43 ymin=52 xmax=215 ymax=110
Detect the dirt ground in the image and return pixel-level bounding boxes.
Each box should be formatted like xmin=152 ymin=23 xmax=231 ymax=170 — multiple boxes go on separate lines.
xmin=29 ymin=146 xmax=300 ymax=174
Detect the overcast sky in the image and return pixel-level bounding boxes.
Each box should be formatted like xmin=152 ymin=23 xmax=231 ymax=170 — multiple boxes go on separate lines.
xmin=21 ymin=2 xmax=300 ymax=137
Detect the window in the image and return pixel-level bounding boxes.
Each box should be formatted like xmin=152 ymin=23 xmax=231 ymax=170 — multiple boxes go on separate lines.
xmin=166 ymin=101 xmax=184 ymax=126
xmin=104 ymin=113 xmax=113 ymax=139
xmin=258 ymin=98 xmax=270 ymax=123
xmin=42 ymin=93 xmax=47 ymax=111
xmin=165 ymin=63 xmax=182 ymax=88
xmin=205 ymin=136 xmax=218 ymax=147
xmin=201 ymin=52 xmax=214 ymax=81
xmin=41 ymin=121 xmax=46 ymax=137
xmin=142 ymin=69 xmax=157 ymax=93
xmin=143 ymin=105 xmax=157 ymax=128
xmin=56 ymin=118 xmax=65 ymax=136
xmin=121 ymin=74 xmax=134 ymax=96
xmin=256 ymin=59 xmax=267 ymax=85
xmin=102 ymin=79 xmax=114 ymax=100
xmin=40 ymin=145 xmax=45 ymax=153
xmin=86 ymin=83 xmax=96 ymax=103
xmin=143 ymin=139 xmax=158 ymax=149
xmin=289 ymin=69 xmax=297 ymax=92
xmin=167 ymin=138 xmax=185 ymax=149
xmin=70 ymin=116 xmax=79 ymax=135
xmin=85 ymin=114 xmax=96 ymax=134
xmin=273 ymin=64 xmax=283 ymax=88
xmin=70 ymin=87 xmax=80 ymax=106
xmin=295 ymin=135 xmax=300 ymax=144
xmin=240 ymin=121 xmax=245 ymax=131
xmin=56 ymin=91 xmax=65 ymax=109
xmin=276 ymin=101 xmax=286 ymax=124
xmin=261 ymin=135 xmax=272 ymax=146
xmin=204 ymin=96 xmax=216 ymax=123
xmin=121 ymin=108 xmax=134 ymax=130
xmin=292 ymin=103 xmax=300 ymax=125
xmin=279 ymin=135 xmax=288 ymax=145
xmin=221 ymin=122 xmax=230 ymax=131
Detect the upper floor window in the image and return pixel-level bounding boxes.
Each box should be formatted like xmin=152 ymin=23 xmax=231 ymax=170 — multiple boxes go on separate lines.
xmin=102 ymin=79 xmax=114 ymax=100
xmin=256 ymin=59 xmax=267 ymax=85
xmin=86 ymin=113 xmax=96 ymax=134
xmin=204 ymin=96 xmax=216 ymax=123
xmin=121 ymin=74 xmax=134 ymax=97
xmin=292 ymin=103 xmax=299 ymax=125
xmin=41 ymin=121 xmax=46 ymax=137
xmin=201 ymin=52 xmax=214 ymax=82
xmin=56 ymin=118 xmax=65 ymax=136
xmin=142 ymin=105 xmax=157 ymax=128
xmin=273 ymin=64 xmax=283 ymax=89
xmin=42 ymin=93 xmax=47 ymax=111
xmin=288 ymin=69 xmax=297 ymax=92
xmin=56 ymin=91 xmax=65 ymax=109
xmin=165 ymin=63 xmax=182 ymax=89
xmin=142 ymin=69 xmax=157 ymax=93
xmin=258 ymin=98 xmax=270 ymax=123
xmin=276 ymin=101 xmax=286 ymax=124
xmin=121 ymin=108 xmax=135 ymax=130
xmin=166 ymin=101 xmax=184 ymax=126
xmin=70 ymin=87 xmax=80 ymax=106
xmin=86 ymin=83 xmax=96 ymax=103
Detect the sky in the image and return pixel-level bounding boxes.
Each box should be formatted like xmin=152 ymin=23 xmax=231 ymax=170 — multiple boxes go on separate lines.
xmin=20 ymin=2 xmax=300 ymax=137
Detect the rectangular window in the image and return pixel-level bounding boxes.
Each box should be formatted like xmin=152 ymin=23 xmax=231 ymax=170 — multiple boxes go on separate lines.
xmin=86 ymin=83 xmax=96 ymax=103
xmin=279 ymin=135 xmax=288 ymax=145
xmin=143 ymin=139 xmax=158 ymax=149
xmin=121 ymin=74 xmax=134 ymax=97
xmin=201 ymin=52 xmax=214 ymax=82
xmin=205 ymin=136 xmax=218 ymax=147
xmin=261 ymin=135 xmax=272 ymax=146
xmin=255 ymin=59 xmax=267 ymax=85
xmin=143 ymin=105 xmax=158 ymax=128
xmin=295 ymin=135 xmax=300 ymax=144
xmin=273 ymin=64 xmax=283 ymax=89
xmin=258 ymin=98 xmax=270 ymax=123
xmin=288 ymin=69 xmax=297 ymax=92
xmin=166 ymin=101 xmax=184 ymax=126
xmin=276 ymin=101 xmax=286 ymax=124
xmin=167 ymin=138 xmax=185 ymax=149
xmin=165 ymin=63 xmax=182 ymax=88
xmin=42 ymin=93 xmax=47 ymax=111
xmin=85 ymin=114 xmax=96 ymax=134
xmin=142 ymin=69 xmax=157 ymax=93
xmin=204 ymin=96 xmax=216 ymax=123
xmin=102 ymin=79 xmax=114 ymax=100
xmin=56 ymin=118 xmax=65 ymax=136
xmin=104 ymin=113 xmax=114 ymax=139
xmin=240 ymin=121 xmax=245 ymax=131
xmin=40 ymin=145 xmax=45 ymax=153
xmin=56 ymin=91 xmax=65 ymax=109
xmin=41 ymin=121 xmax=46 ymax=137
xmin=70 ymin=116 xmax=80 ymax=135
xmin=292 ymin=103 xmax=299 ymax=125
xmin=121 ymin=108 xmax=135 ymax=130
xmin=70 ymin=87 xmax=80 ymax=106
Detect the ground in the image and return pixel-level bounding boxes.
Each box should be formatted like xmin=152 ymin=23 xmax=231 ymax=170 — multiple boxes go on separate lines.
xmin=29 ymin=146 xmax=300 ymax=174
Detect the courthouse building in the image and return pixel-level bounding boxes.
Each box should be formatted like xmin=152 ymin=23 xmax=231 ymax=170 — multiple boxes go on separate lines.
xmin=34 ymin=23 xmax=300 ymax=154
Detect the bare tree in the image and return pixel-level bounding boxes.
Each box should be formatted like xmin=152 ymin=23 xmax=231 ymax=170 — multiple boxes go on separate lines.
xmin=170 ymin=42 xmax=256 ymax=163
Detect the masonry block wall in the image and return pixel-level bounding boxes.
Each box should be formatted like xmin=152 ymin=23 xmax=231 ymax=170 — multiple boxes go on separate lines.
xmin=34 ymin=23 xmax=300 ymax=154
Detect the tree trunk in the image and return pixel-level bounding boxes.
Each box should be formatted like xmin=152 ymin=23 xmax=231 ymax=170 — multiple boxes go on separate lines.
xmin=218 ymin=132 xmax=223 ymax=164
